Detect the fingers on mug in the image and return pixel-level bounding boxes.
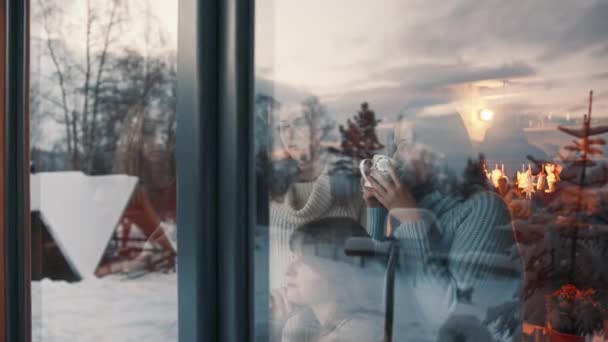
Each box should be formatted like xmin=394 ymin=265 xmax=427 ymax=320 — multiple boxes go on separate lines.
xmin=360 ymin=155 xmax=394 ymax=188
xmin=360 ymin=159 xmax=373 ymax=187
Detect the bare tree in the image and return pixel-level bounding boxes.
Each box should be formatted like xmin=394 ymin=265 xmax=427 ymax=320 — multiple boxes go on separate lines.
xmin=36 ymin=0 xmax=128 ymax=172
xmin=33 ymin=0 xmax=177 ymax=185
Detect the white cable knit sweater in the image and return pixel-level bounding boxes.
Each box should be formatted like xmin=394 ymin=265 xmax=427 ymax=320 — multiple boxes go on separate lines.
xmin=269 ymin=173 xmax=365 ymax=290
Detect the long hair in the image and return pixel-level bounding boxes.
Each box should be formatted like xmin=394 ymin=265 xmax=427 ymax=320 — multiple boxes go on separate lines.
xmin=393 ymin=118 xmax=489 ymax=201
xmin=392 ymin=149 xmax=490 ymax=202
xmin=265 ymin=100 xmax=361 ymax=204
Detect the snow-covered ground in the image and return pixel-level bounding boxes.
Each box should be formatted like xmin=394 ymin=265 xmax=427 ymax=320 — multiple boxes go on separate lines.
xmin=32 ymin=273 xmax=177 ymax=342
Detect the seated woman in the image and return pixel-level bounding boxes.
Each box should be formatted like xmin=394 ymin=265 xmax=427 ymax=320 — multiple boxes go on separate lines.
xmin=269 ymin=101 xmax=364 ymax=298
xmin=268 ymin=101 xmax=365 ymax=341
xmin=278 ymin=217 xmax=384 ymax=342
xmin=362 ymin=118 xmax=522 ymax=341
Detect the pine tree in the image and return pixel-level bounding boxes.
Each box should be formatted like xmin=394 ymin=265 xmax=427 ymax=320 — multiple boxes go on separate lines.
xmin=554 ymin=91 xmax=608 ymax=280
xmin=516 ymin=91 xmax=608 ymax=329
xmin=337 ymin=102 xmax=385 ymax=160
xmin=527 ymin=91 xmax=608 ymax=280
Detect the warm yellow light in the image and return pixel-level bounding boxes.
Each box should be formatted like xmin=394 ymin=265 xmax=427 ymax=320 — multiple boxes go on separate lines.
xmin=479 ymin=109 xmax=494 ymax=122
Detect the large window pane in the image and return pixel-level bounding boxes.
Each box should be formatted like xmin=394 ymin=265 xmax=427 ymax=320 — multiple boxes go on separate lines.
xmin=255 ymin=1 xmax=608 ymax=341
xmin=30 ymin=1 xmax=178 ymax=341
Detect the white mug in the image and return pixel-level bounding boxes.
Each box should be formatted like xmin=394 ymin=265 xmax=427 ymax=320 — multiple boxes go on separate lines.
xmin=360 ymin=154 xmax=394 ymax=188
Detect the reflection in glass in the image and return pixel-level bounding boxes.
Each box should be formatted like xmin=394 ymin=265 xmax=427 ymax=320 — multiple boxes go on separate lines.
xmin=280 ymin=218 xmax=384 ymax=341
xmin=30 ymin=1 xmax=178 ymax=341
xmin=256 ymin=0 xmax=608 ymax=341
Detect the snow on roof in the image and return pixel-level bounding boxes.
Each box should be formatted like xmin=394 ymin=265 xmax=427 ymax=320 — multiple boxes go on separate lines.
xmin=30 ymin=171 xmax=138 ymax=279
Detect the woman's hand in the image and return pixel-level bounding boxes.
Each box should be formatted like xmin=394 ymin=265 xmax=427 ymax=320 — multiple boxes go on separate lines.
xmin=361 ymin=177 xmax=383 ymax=208
xmin=369 ymin=165 xmax=416 ymax=210
xmin=270 ymin=287 xmax=293 ymax=322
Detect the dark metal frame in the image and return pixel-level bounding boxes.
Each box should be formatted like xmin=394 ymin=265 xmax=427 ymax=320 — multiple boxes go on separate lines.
xmin=177 ymin=0 xmax=254 ymax=341
xmin=218 ymin=0 xmax=255 ymax=340
xmin=383 ymin=242 xmax=398 ymax=342
xmin=4 ymin=0 xmax=31 ymax=341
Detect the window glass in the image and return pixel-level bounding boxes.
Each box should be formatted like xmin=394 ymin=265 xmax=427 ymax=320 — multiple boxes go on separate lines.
xmin=30 ymin=1 xmax=178 ymax=341
xmin=255 ymin=1 xmax=608 ymax=341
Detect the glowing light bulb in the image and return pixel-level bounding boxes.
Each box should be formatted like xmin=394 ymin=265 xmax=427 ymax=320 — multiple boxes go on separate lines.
xmin=479 ymin=109 xmax=494 ymax=122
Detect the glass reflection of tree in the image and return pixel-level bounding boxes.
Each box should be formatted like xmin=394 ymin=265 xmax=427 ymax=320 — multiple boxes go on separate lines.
xmin=329 ymin=102 xmax=385 ymax=190
xmin=552 ymin=91 xmax=608 ymax=280
xmin=335 ymin=102 xmax=385 ymax=160
xmin=519 ymin=90 xmax=608 ymax=330
xmin=527 ymin=91 xmax=608 ymax=277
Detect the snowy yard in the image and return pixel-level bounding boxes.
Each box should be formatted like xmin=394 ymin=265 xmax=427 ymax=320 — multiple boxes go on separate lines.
xmin=32 ymin=273 xmax=177 ymax=342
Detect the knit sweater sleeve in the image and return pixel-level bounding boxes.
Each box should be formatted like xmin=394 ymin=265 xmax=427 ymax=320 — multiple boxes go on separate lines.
xmin=392 ymin=192 xmax=520 ymax=328
xmin=447 ymin=192 xmax=516 ymax=289
xmin=366 ymin=207 xmax=389 ymax=241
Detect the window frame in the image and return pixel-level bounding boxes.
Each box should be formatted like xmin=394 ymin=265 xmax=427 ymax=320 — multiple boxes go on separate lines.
xmin=177 ymin=0 xmax=254 ymax=341
xmin=0 ymin=0 xmax=5 ymax=338
xmin=3 ymin=0 xmax=31 ymax=341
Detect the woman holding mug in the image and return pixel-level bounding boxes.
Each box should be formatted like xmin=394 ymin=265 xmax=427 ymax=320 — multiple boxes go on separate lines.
xmin=360 ymin=118 xmax=520 ymax=341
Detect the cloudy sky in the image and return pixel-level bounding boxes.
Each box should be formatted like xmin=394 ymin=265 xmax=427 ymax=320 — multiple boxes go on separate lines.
xmin=30 ymin=0 xmax=608 ymax=149
xmin=256 ymin=0 xmax=608 ymax=134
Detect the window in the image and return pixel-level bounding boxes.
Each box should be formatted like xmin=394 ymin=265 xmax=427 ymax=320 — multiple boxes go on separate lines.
xmin=5 ymin=0 xmax=606 ymax=340
xmin=30 ymin=1 xmax=178 ymax=341
xmin=255 ymin=1 xmax=608 ymax=341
